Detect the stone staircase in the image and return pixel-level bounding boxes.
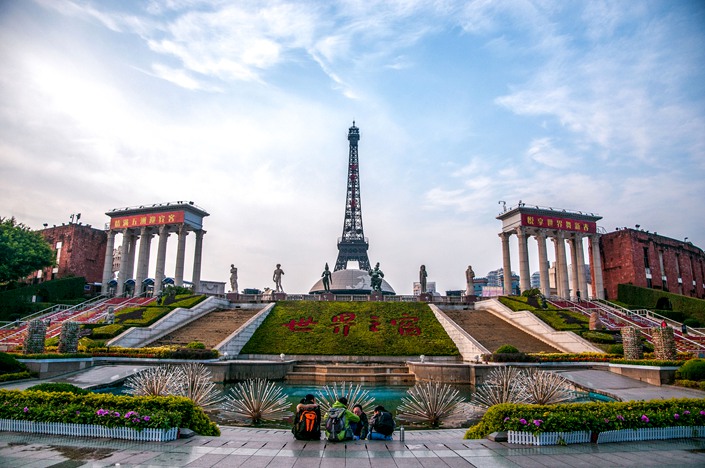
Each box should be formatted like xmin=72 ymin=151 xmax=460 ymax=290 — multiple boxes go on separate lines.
xmin=286 ymin=362 xmax=416 ymax=385
xmin=442 ymin=308 xmax=560 ymax=353
xmin=147 ymin=308 xmax=259 ymax=349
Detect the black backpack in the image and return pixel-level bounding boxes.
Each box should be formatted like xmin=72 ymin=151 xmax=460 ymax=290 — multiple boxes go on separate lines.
xmin=293 ymin=406 xmax=321 ymax=440
xmin=373 ymin=411 xmax=395 ymax=436
xmin=325 ymin=407 xmax=348 ymax=441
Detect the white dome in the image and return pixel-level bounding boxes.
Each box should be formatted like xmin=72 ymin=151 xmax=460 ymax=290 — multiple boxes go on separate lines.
xmin=309 ymin=268 xmax=395 ymax=295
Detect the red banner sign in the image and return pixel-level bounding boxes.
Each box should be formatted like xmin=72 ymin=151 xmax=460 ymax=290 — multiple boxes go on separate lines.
xmin=521 ymin=213 xmax=596 ymax=233
xmin=110 ymin=211 xmax=185 ymax=229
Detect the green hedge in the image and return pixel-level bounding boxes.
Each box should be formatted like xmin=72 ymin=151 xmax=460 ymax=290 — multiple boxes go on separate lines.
xmin=532 ymin=309 xmax=588 ymax=331
xmin=0 ymin=277 xmax=87 ymax=321
xmin=618 ymin=284 xmax=705 ymax=324
xmin=241 ymin=301 xmax=459 ymax=356
xmin=0 ymin=389 xmax=219 ymax=435
xmin=465 ymin=399 xmax=705 ymax=438
xmin=89 ymin=324 xmax=125 ymax=339
xmin=0 ymin=371 xmax=32 ymax=382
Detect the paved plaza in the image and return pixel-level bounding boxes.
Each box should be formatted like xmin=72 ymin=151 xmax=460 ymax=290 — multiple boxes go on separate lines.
xmin=1 ymin=426 xmax=705 ymax=467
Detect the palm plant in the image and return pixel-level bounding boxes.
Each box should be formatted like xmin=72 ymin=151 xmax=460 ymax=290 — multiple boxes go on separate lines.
xmin=518 ymin=369 xmax=575 ymax=405
xmin=396 ymin=381 xmax=465 ymax=427
xmin=220 ymin=378 xmax=292 ymax=424
xmin=316 ymin=382 xmax=375 ymax=414
xmin=471 ymin=366 xmax=530 ymax=409
xmin=124 ymin=365 xmax=182 ymax=397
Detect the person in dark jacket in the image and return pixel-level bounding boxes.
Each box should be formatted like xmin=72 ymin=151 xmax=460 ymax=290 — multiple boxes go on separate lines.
xmin=368 ymin=405 xmax=395 ymax=440
xmin=350 ymin=404 xmax=369 ymax=440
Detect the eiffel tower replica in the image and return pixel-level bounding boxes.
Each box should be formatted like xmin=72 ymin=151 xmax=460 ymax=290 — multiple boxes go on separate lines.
xmin=334 ymin=121 xmax=371 ymax=272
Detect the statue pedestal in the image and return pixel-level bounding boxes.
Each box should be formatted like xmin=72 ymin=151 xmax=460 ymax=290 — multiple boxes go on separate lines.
xmin=370 ymin=291 xmax=383 ymax=301
xmin=273 ymin=292 xmax=287 ymax=301
xmin=225 ymin=293 xmax=239 ymax=302
xmin=463 ymin=294 xmax=477 ymax=303
xmin=419 ymin=293 xmax=432 ymax=302
xmin=320 ymin=292 xmax=334 ymax=301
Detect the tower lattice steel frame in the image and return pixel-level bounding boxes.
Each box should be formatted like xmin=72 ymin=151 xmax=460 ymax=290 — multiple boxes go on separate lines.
xmin=334 ymin=122 xmax=371 ymax=271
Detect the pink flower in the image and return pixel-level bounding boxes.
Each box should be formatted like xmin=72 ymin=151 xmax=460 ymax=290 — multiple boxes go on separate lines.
xmin=533 ymin=419 xmax=543 ymax=427
xmin=674 ymin=414 xmax=680 ymax=419
xmin=519 ymin=419 xmax=527 ymax=425
xmin=23 ymin=407 xmax=28 ymax=413
xmin=616 ymin=415 xmax=625 ymax=421
xmin=143 ymin=416 xmax=151 ymax=422
xmin=604 ymin=418 xmax=610 ymax=423
xmin=684 ymin=411 xmax=691 ymax=415
xmin=700 ymin=411 xmax=705 ymax=416
xmin=504 ymin=417 xmax=510 ymax=422
xmin=76 ymin=411 xmax=80 ymax=415
xmin=641 ymin=415 xmax=649 ymax=423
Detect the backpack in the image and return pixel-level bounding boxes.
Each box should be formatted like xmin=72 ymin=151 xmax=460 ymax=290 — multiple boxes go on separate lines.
xmin=373 ymin=411 xmax=395 ymax=436
xmin=325 ymin=407 xmax=348 ymax=441
xmin=293 ymin=407 xmax=320 ymax=440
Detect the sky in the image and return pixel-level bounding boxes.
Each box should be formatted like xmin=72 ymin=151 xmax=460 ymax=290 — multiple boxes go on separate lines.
xmin=1 ymin=0 xmax=704 ymax=295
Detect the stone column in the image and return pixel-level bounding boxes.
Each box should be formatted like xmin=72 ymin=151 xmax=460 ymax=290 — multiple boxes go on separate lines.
xmin=174 ymin=224 xmax=188 ymax=287
xmin=534 ymin=230 xmax=550 ymax=297
xmin=116 ymin=229 xmax=132 ymax=296
xmin=516 ymin=227 xmax=531 ymax=294
xmin=126 ymin=232 xmax=138 ymax=283
xmin=154 ymin=225 xmax=170 ymax=294
xmin=500 ymin=232 xmax=513 ymax=295
xmin=576 ymin=236 xmax=588 ymax=299
xmin=590 ymin=235 xmax=605 ymax=300
xmin=552 ymin=232 xmax=570 ymax=299
xmin=191 ymin=230 xmax=205 ymax=293
xmin=568 ymin=236 xmax=580 ymax=300
xmin=101 ymin=230 xmax=116 ymax=294
xmin=134 ymin=226 xmax=153 ymax=295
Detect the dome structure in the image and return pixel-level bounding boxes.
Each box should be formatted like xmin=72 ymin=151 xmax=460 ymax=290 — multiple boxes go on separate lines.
xmin=309 ymin=269 xmax=395 ymax=295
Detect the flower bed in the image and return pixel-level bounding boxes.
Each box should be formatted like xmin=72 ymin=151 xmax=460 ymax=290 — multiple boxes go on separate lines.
xmin=0 ymin=418 xmax=178 ymax=441
xmin=465 ymin=399 xmax=705 ymax=444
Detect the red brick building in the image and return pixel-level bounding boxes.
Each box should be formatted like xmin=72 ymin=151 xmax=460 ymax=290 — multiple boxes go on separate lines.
xmin=600 ymin=228 xmax=705 ymax=300
xmin=29 ymin=223 xmax=108 ymax=284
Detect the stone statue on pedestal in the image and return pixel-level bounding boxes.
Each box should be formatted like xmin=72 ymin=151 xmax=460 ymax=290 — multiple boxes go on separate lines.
xmin=419 ymin=265 xmax=428 ymax=293
xmin=369 ymin=262 xmax=384 ymax=292
xmin=230 ymin=264 xmax=238 ymax=293
xmin=465 ymin=265 xmax=475 ymax=296
xmin=273 ymin=264 xmax=285 ymax=293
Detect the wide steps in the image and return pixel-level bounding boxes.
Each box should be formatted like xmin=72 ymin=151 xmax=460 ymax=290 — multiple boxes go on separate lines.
xmin=286 ymin=363 xmax=415 ymax=385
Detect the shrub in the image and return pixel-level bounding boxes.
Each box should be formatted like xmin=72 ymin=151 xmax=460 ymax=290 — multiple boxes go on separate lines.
xmin=0 ymin=352 xmax=28 ymax=374
xmin=483 ymin=353 xmax=536 ymax=363
xmin=677 ymin=359 xmax=705 ymax=381
xmin=608 ymin=344 xmax=624 ymax=356
xmin=495 ymin=344 xmax=519 ymax=354
xmin=582 ymin=331 xmax=616 ymax=344
xmin=683 ymin=318 xmax=701 ymax=328
xmin=90 ymin=324 xmax=125 ymax=339
xmin=186 ymin=341 xmax=206 ymax=349
xmin=26 ymin=383 xmax=89 ymax=395
xmin=0 ymin=371 xmax=32 ymax=382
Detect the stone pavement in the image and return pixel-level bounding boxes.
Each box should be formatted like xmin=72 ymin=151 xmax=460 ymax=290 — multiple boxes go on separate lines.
xmin=1 ymin=426 xmax=705 ymax=467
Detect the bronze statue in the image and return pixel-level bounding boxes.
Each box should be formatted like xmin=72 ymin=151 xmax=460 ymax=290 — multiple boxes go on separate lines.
xmin=273 ymin=264 xmax=285 ymax=293
xmin=369 ymin=262 xmax=384 ymax=292
xmin=419 ymin=265 xmax=428 ymax=293
xmin=321 ymin=263 xmax=332 ymax=292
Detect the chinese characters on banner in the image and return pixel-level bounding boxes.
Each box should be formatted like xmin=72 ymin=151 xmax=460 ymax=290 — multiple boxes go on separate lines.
xmin=281 ymin=313 xmax=422 ymax=336
xmin=110 ymin=211 xmax=186 ymax=229
xmin=520 ymin=213 xmax=596 ymax=233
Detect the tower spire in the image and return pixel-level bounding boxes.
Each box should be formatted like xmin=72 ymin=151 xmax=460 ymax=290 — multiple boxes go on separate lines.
xmin=334 ymin=121 xmax=370 ymax=271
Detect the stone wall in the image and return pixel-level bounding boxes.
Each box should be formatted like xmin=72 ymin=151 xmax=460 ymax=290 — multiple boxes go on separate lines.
xmin=651 ymin=326 xmax=677 ymax=360
xmin=621 ymin=326 xmax=643 ymax=360
xmin=58 ymin=321 xmax=80 ymax=354
xmin=23 ymin=319 xmax=47 ymax=354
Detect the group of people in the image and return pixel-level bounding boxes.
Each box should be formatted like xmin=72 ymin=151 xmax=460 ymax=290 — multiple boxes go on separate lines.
xmin=292 ymin=394 xmax=396 ymax=442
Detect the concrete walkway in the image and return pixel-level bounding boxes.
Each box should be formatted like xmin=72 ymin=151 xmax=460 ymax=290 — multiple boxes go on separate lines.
xmin=1 ymin=426 xmax=705 ymax=467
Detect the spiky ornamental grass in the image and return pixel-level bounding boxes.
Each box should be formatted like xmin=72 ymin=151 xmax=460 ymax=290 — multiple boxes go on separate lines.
xmin=220 ymin=378 xmax=292 ymax=424
xmin=397 ymin=381 xmax=465 ymax=427
xmin=178 ymin=363 xmax=223 ymax=409
xmin=316 ymin=382 xmax=376 ymax=414
xmin=471 ymin=366 xmax=530 ymax=409
xmin=518 ymin=369 xmax=576 ymax=405
xmin=124 ymin=365 xmax=182 ymax=397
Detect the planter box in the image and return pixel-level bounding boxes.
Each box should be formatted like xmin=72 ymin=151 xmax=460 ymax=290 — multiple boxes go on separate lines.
xmin=508 ymin=430 xmax=590 ymax=446
xmin=0 ymin=419 xmax=177 ymax=441
xmin=597 ymin=426 xmax=705 ymax=444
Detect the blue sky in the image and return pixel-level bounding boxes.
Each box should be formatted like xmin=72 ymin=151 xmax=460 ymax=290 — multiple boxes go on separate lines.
xmin=1 ymin=0 xmax=704 ymax=295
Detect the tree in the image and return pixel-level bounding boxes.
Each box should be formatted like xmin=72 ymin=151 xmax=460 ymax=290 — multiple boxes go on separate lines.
xmin=0 ymin=217 xmax=55 ymax=283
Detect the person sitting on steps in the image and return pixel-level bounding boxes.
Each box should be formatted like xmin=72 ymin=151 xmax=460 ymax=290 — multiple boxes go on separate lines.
xmin=368 ymin=405 xmax=395 ymax=440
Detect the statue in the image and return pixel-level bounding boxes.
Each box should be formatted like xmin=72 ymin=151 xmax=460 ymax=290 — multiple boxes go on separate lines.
xmin=273 ymin=263 xmax=285 ymax=293
xmin=419 ymin=265 xmax=428 ymax=294
xmin=465 ymin=265 xmax=475 ymax=296
xmin=369 ymin=262 xmax=384 ymax=292
xmin=229 ymin=264 xmax=238 ymax=293
xmin=321 ymin=263 xmax=332 ymax=292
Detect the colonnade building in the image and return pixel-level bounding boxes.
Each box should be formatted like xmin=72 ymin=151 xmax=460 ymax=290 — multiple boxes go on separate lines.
xmin=497 ymin=204 xmax=604 ymax=300
xmin=101 ymin=202 xmax=209 ymax=296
